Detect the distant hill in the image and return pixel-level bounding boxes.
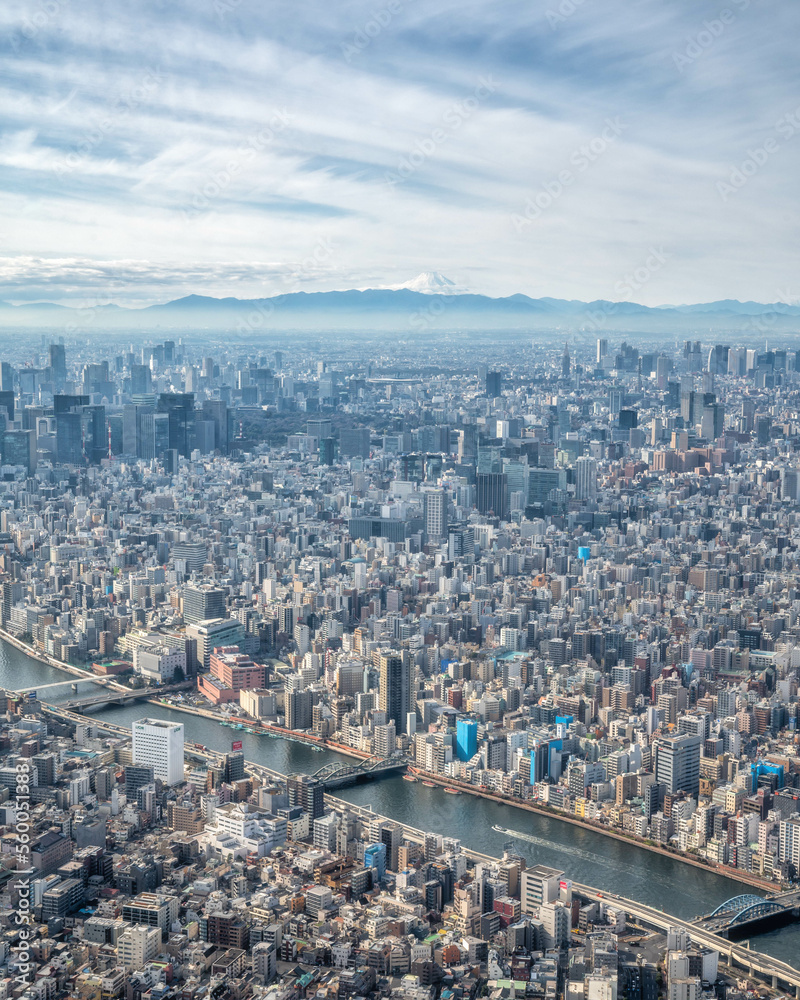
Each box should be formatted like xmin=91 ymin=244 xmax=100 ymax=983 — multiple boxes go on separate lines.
xmin=0 ymin=280 xmax=798 ymax=333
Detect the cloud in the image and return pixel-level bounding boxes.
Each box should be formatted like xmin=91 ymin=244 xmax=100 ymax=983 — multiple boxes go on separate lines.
xmin=0 ymin=0 xmax=798 ymax=306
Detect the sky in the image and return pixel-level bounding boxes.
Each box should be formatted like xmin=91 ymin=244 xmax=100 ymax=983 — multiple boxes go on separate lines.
xmin=1 ymin=0 xmax=799 ymax=308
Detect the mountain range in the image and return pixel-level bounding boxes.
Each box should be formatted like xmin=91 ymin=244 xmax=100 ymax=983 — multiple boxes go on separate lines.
xmin=0 ymin=273 xmax=798 ymax=334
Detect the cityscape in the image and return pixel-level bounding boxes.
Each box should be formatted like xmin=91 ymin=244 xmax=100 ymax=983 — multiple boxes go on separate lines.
xmin=0 ymin=329 xmax=799 ymax=1000
xmin=4 ymin=0 xmax=800 ymax=998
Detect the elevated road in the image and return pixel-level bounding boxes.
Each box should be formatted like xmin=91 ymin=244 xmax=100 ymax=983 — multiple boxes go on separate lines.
xmin=570 ymin=881 xmax=800 ymax=996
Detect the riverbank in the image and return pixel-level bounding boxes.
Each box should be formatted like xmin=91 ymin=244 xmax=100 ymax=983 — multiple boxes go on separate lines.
xmin=0 ymin=628 xmax=100 ymax=683
xmin=146 ymin=696 xmax=379 ymax=763
xmin=410 ymin=767 xmax=778 ymax=894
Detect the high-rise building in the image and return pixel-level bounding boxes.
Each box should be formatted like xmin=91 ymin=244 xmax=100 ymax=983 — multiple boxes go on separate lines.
xmin=286 ymin=687 xmax=314 ymax=730
xmin=183 ymin=584 xmax=226 ymax=625
xmin=485 ymin=371 xmax=502 ymax=398
xmin=49 ymin=342 xmax=66 ymax=388
xmin=157 ymin=393 xmax=195 ymax=457
xmin=596 ymin=339 xmax=608 ymax=365
xmin=378 ymin=651 xmax=411 ymax=735
xmin=456 ymin=718 xmax=478 ymax=762
xmin=574 ymin=456 xmax=597 ymax=500
xmin=477 ymin=472 xmax=507 ymax=518
xmin=423 ymin=490 xmax=447 ymax=541
xmin=561 ymin=342 xmax=571 ymax=379
xmin=132 ymin=718 xmax=184 ymax=785
xmin=654 ymin=732 xmax=701 ymax=796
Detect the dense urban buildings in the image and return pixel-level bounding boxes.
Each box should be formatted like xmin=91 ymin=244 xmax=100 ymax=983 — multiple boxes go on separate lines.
xmin=0 ymin=329 xmax=800 ymax=998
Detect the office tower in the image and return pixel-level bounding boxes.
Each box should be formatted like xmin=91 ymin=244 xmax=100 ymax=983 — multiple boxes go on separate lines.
xmin=182 ymin=584 xmax=226 ymax=625
xmin=49 ymin=342 xmax=66 ymax=388
xmin=477 ymin=472 xmax=507 ymax=518
xmin=202 ymin=399 xmax=231 ymax=453
xmin=596 ymin=339 xmax=608 ymax=365
xmin=2 ymin=429 xmax=36 ymax=473
xmin=130 ymin=364 xmax=152 ymax=395
xmin=0 ymin=391 xmax=14 ymax=424
xmin=574 ymin=456 xmax=597 ymax=500
xmin=528 ymin=467 xmax=566 ymax=505
xmin=157 ymin=393 xmax=195 ymax=457
xmin=457 ymin=425 xmax=477 ymax=464
xmin=424 ymin=490 xmax=447 ymax=541
xmin=340 ymin=427 xmax=370 ymax=459
xmin=707 ymin=344 xmax=729 ymax=375
xmin=456 ymin=718 xmax=478 ymax=762
xmin=132 ymin=718 xmax=184 ymax=785
xmin=700 ymin=403 xmax=725 ymax=441
xmin=0 ymin=362 xmax=13 ymax=392
xmin=561 ymin=342 xmax=571 ymax=379
xmin=485 ymin=371 xmax=502 ymax=398
xmin=307 ymin=418 xmax=332 ymax=440
xmin=54 ymin=394 xmax=105 ymax=465
xmin=656 ymin=355 xmax=670 ymax=389
xmin=318 ymin=438 xmax=335 ymax=466
xmin=653 ymin=732 xmax=701 ymax=796
xmin=378 ymin=651 xmax=411 ymax=735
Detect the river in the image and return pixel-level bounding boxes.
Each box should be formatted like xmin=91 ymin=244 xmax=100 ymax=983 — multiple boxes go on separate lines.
xmin=2 ymin=639 xmax=798 ymax=970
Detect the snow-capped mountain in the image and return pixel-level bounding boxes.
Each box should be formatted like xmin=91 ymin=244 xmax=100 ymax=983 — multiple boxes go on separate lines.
xmin=365 ymin=272 xmax=467 ymax=294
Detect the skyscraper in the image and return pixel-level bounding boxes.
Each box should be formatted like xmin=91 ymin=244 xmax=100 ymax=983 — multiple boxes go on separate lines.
xmin=561 ymin=342 xmax=571 ymax=379
xmin=423 ymin=490 xmax=447 ymax=541
xmin=574 ymin=456 xmax=597 ymax=500
xmin=653 ymin=732 xmax=701 ymax=796
xmin=477 ymin=472 xmax=507 ymax=518
xmin=378 ymin=651 xmax=411 ymax=735
xmin=49 ymin=342 xmax=66 ymax=388
xmin=485 ymin=371 xmax=502 ymax=398
xmin=157 ymin=393 xmax=195 ymax=457
xmin=132 ymin=718 xmax=184 ymax=785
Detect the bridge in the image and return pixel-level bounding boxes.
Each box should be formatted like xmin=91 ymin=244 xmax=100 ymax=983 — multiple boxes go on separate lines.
xmin=695 ymin=892 xmax=800 ymax=939
xmin=296 ymin=755 xmax=409 ymax=789
xmin=566 ymin=881 xmax=800 ymax=997
xmin=45 ymin=680 xmax=194 ymax=712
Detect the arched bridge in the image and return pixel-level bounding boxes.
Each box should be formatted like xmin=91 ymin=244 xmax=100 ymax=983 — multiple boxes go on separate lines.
xmin=298 ymin=755 xmax=408 ymax=788
xmin=697 ymin=894 xmax=798 ymax=938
